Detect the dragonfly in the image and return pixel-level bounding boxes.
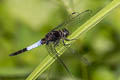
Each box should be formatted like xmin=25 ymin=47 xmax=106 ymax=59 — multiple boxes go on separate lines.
xmin=9 ymin=10 xmax=92 ymax=77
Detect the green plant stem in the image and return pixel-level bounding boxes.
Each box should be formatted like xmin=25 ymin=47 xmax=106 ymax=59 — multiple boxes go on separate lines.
xmin=26 ymin=0 xmax=120 ymax=80
xmin=69 ymin=0 xmax=120 ymax=39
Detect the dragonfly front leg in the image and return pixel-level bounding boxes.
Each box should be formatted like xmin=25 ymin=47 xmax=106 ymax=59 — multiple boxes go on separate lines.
xmin=62 ymin=40 xmax=70 ymax=46
xmin=62 ymin=40 xmax=75 ymax=54
xmin=62 ymin=37 xmax=77 ymax=46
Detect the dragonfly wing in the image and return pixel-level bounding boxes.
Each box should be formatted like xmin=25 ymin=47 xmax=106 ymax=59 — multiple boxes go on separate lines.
xmin=46 ymin=42 xmax=73 ymax=77
xmin=52 ymin=10 xmax=92 ymax=33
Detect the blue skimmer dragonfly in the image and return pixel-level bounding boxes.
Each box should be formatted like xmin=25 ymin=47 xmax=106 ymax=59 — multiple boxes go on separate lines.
xmin=9 ymin=10 xmax=92 ymax=76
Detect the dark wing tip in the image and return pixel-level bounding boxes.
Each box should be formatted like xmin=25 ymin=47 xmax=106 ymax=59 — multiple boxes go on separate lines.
xmin=9 ymin=48 xmax=27 ymax=56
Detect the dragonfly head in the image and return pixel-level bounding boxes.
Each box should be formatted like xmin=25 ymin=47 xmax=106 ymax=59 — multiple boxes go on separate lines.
xmin=62 ymin=28 xmax=69 ymax=37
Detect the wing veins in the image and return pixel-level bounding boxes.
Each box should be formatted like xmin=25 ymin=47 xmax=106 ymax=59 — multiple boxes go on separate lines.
xmin=46 ymin=42 xmax=73 ymax=77
xmin=52 ymin=10 xmax=91 ymax=31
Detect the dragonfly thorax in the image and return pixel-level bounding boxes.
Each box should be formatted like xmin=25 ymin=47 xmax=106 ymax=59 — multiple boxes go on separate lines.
xmin=41 ymin=28 xmax=69 ymax=45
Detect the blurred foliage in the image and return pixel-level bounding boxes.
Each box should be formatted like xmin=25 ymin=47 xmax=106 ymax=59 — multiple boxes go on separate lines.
xmin=0 ymin=0 xmax=120 ymax=80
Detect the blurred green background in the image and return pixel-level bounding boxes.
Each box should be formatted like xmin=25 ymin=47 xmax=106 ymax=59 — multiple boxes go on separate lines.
xmin=0 ymin=0 xmax=120 ymax=80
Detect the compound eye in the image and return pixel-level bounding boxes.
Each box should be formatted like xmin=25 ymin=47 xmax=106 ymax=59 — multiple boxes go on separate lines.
xmin=64 ymin=32 xmax=69 ymax=37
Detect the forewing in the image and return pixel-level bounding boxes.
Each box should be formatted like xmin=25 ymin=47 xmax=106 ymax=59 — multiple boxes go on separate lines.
xmin=52 ymin=10 xmax=92 ymax=34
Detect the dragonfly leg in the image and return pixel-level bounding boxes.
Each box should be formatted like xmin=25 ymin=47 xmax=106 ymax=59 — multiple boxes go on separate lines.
xmin=62 ymin=40 xmax=70 ymax=46
xmin=53 ymin=40 xmax=61 ymax=56
xmin=62 ymin=40 xmax=75 ymax=54
xmin=54 ymin=40 xmax=60 ymax=47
